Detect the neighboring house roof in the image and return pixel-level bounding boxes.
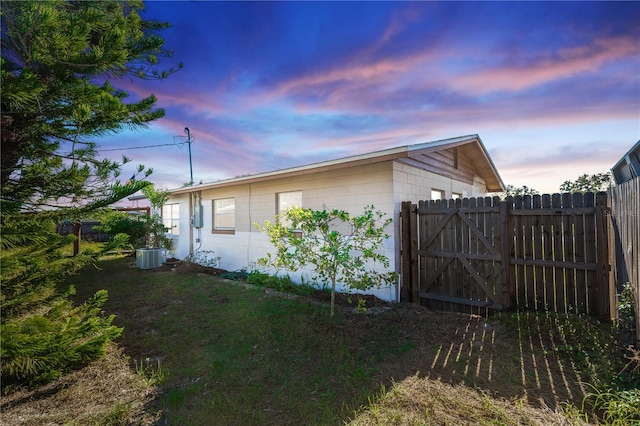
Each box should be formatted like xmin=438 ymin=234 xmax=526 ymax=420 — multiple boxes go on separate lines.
xmin=611 ymin=140 xmax=640 ymax=184
xmin=168 ymin=134 xmax=505 ymax=195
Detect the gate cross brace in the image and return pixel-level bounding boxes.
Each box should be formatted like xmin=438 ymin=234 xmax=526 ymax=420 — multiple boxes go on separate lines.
xmin=457 ymin=255 xmax=501 ymax=304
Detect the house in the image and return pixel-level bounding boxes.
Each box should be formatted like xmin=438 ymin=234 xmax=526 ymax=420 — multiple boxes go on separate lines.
xmin=611 ymin=140 xmax=640 ymax=184
xmin=164 ymin=134 xmax=505 ymax=302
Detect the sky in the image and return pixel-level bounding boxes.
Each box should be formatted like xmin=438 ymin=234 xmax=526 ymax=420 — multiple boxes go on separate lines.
xmin=96 ymin=1 xmax=640 ymax=196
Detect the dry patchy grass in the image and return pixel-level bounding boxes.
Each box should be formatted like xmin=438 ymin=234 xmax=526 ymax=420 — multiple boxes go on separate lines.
xmin=0 ymin=344 xmax=159 ymax=425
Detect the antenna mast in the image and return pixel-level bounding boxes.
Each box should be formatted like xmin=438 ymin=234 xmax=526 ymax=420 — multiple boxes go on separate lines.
xmin=184 ymin=127 xmax=193 ymax=185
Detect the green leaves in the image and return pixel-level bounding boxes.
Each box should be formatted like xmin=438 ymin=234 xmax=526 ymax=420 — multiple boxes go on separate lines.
xmin=559 ymin=172 xmax=613 ymax=193
xmin=0 ymin=288 xmax=122 ymax=387
xmin=257 ymin=205 xmax=398 ymax=316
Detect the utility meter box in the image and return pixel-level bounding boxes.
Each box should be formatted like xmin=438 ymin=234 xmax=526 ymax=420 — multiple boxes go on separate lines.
xmin=193 ymin=204 xmax=203 ymax=228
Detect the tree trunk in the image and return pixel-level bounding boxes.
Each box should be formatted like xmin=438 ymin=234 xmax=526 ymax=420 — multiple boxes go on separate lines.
xmin=330 ymin=277 xmax=336 ymax=317
xmin=73 ymin=223 xmax=81 ymax=256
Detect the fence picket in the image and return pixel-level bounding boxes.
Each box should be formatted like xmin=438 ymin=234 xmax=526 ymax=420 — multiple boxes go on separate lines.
xmin=513 ymin=196 xmax=524 ymax=307
xmin=572 ymin=193 xmax=587 ymax=311
xmin=523 ymin=195 xmax=536 ymax=308
xmin=550 ymin=193 xmax=563 ymax=312
xmin=561 ymin=193 xmax=575 ymax=312
xmin=584 ymin=192 xmax=597 ymax=314
xmin=532 ymin=195 xmax=545 ymax=310
xmin=541 ymin=194 xmax=554 ymax=310
xmin=418 ymin=200 xmax=429 ymax=305
xmin=503 ymin=197 xmax=515 ymax=308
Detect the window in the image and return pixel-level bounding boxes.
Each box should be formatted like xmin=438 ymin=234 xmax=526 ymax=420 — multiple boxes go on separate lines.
xmin=213 ymin=198 xmax=235 ymax=232
xmin=430 ymin=189 xmax=445 ymax=200
xmin=452 ymin=192 xmax=462 ymax=200
xmin=162 ymin=204 xmax=180 ymax=235
xmin=277 ymin=191 xmax=302 ymax=229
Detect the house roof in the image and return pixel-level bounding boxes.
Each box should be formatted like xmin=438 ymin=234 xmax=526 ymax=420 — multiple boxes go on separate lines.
xmin=168 ymin=134 xmax=505 ymax=195
xmin=611 ymin=140 xmax=640 ymax=184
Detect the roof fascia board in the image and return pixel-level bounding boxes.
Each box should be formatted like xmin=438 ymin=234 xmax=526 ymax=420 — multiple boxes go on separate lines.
xmin=406 ymin=134 xmax=479 ymax=153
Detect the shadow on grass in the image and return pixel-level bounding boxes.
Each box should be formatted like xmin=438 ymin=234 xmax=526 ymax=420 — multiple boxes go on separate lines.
xmin=388 ymin=310 xmax=592 ymax=409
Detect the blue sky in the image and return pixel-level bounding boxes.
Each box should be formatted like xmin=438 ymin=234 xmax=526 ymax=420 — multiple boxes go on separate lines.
xmin=96 ymin=1 xmax=640 ymax=194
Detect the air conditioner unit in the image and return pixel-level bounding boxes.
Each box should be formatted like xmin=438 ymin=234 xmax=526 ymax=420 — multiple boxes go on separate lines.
xmin=136 ymin=248 xmax=165 ymax=269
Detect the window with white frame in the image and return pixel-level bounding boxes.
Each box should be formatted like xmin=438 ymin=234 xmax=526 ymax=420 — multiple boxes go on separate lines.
xmin=452 ymin=192 xmax=462 ymax=200
xmin=277 ymin=190 xmax=302 ymax=229
xmin=430 ymin=189 xmax=445 ymax=200
xmin=213 ymin=198 xmax=235 ymax=231
xmin=162 ymin=204 xmax=180 ymax=235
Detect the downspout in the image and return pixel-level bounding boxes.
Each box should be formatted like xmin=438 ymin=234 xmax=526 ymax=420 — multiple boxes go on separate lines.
xmin=189 ymin=190 xmax=203 ymax=256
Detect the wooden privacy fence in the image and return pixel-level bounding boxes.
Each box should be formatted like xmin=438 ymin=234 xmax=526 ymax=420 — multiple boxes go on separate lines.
xmin=57 ymin=221 xmax=110 ymax=242
xmin=400 ymin=192 xmax=615 ymax=320
xmin=608 ymin=179 xmax=640 ymax=341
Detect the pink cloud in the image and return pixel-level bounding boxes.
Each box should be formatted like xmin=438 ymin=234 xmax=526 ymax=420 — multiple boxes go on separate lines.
xmin=377 ymin=5 xmax=425 ymax=47
xmin=451 ymin=35 xmax=639 ymax=94
xmin=240 ymin=7 xmax=441 ymax=111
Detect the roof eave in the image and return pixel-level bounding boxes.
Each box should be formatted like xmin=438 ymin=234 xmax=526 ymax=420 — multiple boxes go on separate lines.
xmin=168 ymin=134 xmax=505 ymax=195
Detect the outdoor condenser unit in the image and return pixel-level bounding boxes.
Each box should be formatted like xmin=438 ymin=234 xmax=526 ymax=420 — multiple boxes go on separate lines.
xmin=136 ymin=248 xmax=165 ymax=269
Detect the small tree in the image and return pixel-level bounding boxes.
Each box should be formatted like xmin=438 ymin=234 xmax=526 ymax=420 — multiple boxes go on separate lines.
xmin=559 ymin=172 xmax=613 ymax=193
xmin=141 ymin=185 xmax=172 ymax=249
xmin=256 ymin=205 xmax=397 ymax=317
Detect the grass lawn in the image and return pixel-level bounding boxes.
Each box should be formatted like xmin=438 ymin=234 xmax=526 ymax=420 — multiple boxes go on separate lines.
xmin=2 ymin=255 xmax=625 ymax=425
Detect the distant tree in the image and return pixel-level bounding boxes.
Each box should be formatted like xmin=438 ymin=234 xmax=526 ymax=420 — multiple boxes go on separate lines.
xmin=500 ymin=185 xmax=539 ymax=198
xmin=257 ymin=206 xmax=398 ymax=317
xmin=94 ymin=210 xmax=147 ymax=248
xmin=559 ymin=172 xmax=613 ymax=193
xmin=0 ymin=0 xmax=179 ymax=388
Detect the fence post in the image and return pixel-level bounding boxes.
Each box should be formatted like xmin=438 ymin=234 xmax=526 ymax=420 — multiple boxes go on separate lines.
xmin=410 ymin=203 xmax=419 ymax=304
xmin=595 ymin=192 xmax=614 ymax=321
xmin=400 ymin=201 xmax=412 ymax=302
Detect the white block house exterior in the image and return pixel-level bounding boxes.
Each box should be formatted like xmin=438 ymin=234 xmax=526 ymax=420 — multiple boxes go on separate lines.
xmin=163 ymin=134 xmax=504 ymax=302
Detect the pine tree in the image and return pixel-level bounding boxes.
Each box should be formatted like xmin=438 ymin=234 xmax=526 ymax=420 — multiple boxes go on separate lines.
xmin=0 ymin=0 xmax=181 ymax=388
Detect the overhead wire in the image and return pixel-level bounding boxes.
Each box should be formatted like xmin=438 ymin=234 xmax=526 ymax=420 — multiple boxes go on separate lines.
xmin=97 ymin=142 xmax=184 ymax=152
xmin=96 ymin=135 xmax=194 ymax=152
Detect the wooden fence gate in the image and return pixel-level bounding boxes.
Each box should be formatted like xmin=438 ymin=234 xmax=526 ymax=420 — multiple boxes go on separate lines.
xmin=400 ymin=192 xmax=615 ymax=320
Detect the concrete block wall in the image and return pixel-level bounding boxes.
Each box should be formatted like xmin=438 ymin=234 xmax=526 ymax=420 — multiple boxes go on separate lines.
xmin=392 ymin=161 xmax=487 ymax=205
xmin=165 ymin=162 xmax=399 ymax=301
